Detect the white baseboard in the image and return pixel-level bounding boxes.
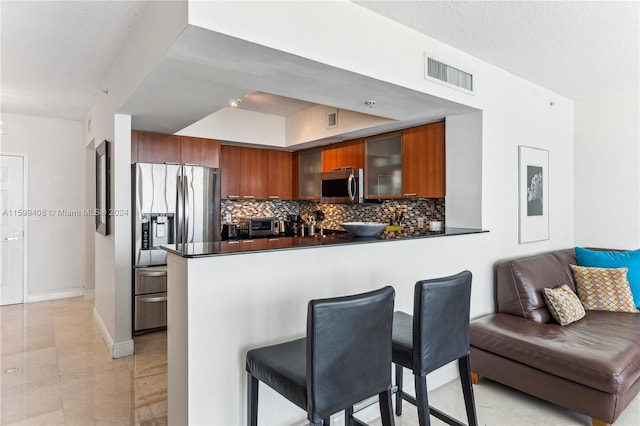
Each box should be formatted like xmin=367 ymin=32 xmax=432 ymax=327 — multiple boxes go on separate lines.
xmin=93 ymin=307 xmax=134 ymax=359
xmin=27 ymin=287 xmax=83 ymax=303
xmin=83 ymin=289 xmax=95 ymax=300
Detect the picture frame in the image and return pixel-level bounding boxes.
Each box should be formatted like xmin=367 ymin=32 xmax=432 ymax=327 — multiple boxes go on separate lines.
xmin=95 ymin=140 xmax=110 ymax=236
xmin=518 ymin=146 xmax=549 ymax=243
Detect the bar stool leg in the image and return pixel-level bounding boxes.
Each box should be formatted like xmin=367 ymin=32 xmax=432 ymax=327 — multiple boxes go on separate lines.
xmin=415 ymin=375 xmax=431 ymax=426
xmin=394 ymin=364 xmax=403 ymax=416
xmin=247 ymin=374 xmax=259 ymax=426
xmin=379 ymin=389 xmax=395 ymax=426
xmin=458 ymin=355 xmax=478 ymax=426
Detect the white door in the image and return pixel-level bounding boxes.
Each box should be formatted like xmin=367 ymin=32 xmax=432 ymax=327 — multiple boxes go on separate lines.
xmin=0 ymin=155 xmax=25 ymax=305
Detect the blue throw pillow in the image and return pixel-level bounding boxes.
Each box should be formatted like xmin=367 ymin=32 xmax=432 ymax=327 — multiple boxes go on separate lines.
xmin=575 ymin=247 xmax=640 ymax=308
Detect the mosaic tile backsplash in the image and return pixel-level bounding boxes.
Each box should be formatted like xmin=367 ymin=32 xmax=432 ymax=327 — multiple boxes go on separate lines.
xmin=222 ymin=199 xmax=445 ymax=232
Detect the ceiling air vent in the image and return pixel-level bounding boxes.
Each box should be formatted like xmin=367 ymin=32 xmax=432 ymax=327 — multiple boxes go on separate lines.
xmin=425 ymin=55 xmax=474 ymax=94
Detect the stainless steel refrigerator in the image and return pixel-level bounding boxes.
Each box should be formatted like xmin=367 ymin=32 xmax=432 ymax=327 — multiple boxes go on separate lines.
xmin=132 ymin=162 xmax=221 ymax=333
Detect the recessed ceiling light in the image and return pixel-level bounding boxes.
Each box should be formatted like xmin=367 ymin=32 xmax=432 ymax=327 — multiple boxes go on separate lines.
xmin=231 ymin=98 xmax=242 ymax=108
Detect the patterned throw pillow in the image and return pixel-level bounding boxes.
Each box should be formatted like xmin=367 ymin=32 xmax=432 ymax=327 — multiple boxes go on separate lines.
xmin=543 ymin=284 xmax=586 ymax=326
xmin=569 ymin=265 xmax=638 ymax=313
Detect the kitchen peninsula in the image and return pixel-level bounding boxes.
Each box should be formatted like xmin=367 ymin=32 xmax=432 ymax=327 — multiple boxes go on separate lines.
xmin=163 ymin=227 xmax=487 ymax=425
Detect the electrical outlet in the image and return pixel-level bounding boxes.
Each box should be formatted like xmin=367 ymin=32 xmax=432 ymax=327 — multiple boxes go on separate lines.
xmin=417 ymin=217 xmax=424 ymax=227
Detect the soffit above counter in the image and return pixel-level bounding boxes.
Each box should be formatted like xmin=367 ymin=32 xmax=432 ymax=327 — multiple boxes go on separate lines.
xmin=121 ymin=25 xmax=477 ymax=148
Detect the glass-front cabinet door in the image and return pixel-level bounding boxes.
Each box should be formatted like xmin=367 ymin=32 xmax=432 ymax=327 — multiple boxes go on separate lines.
xmin=365 ymin=133 xmax=402 ymax=198
xmin=298 ymin=150 xmax=322 ymax=200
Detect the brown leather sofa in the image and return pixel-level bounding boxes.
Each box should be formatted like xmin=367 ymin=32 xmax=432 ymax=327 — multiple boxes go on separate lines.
xmin=470 ymin=249 xmax=640 ymax=426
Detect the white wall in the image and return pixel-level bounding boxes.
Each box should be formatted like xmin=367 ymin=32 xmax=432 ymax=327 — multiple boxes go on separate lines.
xmin=180 ymin=1 xmax=575 ymax=423
xmin=87 ymin=0 xmax=188 ymax=357
xmin=446 ymin=112 xmax=483 ymax=228
xmin=1 ymin=113 xmax=85 ymax=301
xmin=574 ymin=90 xmax=640 ymax=249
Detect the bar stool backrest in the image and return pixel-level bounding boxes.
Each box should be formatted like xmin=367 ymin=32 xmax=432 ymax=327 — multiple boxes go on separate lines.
xmin=306 ymin=286 xmax=395 ymax=422
xmin=412 ymin=271 xmax=472 ymax=375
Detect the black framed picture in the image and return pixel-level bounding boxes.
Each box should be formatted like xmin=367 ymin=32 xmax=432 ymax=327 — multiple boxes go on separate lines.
xmin=96 ymin=140 xmax=110 ymax=236
xmin=518 ymin=145 xmax=549 ymax=243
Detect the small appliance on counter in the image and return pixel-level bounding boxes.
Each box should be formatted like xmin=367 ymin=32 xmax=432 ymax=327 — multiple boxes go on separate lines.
xmin=286 ymin=214 xmax=302 ymax=236
xmin=221 ymin=223 xmax=238 ymax=240
xmin=237 ymin=217 xmax=278 ymax=239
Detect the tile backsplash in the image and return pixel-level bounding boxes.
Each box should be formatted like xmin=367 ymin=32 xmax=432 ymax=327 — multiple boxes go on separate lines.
xmin=222 ymin=199 xmax=445 ymax=231
xmin=221 ymin=200 xmax=299 ymax=222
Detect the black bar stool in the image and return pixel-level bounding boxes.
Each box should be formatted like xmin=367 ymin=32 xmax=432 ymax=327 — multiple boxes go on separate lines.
xmin=392 ymin=271 xmax=478 ymax=426
xmin=245 ymin=286 xmax=396 ymax=426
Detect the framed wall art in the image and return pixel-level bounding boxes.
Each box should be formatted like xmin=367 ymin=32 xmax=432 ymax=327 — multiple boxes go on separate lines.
xmin=95 ymin=140 xmax=110 ymax=236
xmin=518 ymin=146 xmax=549 ymax=243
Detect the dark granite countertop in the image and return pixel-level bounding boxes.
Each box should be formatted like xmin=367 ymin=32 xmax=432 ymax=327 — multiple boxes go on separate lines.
xmin=161 ymin=227 xmax=488 ymax=258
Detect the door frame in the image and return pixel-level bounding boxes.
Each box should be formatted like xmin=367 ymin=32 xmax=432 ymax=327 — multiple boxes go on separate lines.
xmin=1 ymin=153 xmax=29 ymax=304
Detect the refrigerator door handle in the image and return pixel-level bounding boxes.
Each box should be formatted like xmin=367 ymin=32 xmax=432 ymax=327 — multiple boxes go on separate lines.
xmin=184 ymin=175 xmax=190 ymax=243
xmin=176 ymin=174 xmax=184 ymax=244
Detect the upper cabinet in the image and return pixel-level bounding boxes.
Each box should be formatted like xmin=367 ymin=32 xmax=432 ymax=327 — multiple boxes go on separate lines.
xmin=220 ymin=145 xmax=242 ymax=200
xmin=402 ymin=121 xmax=446 ymax=198
xmin=180 ymin=136 xmax=220 ymax=168
xmin=240 ymin=147 xmax=268 ymax=200
xmin=298 ymin=150 xmax=322 ymax=200
xmin=365 ymin=133 xmax=403 ymax=199
xmin=267 ymin=150 xmax=293 ymax=200
xmin=322 ymin=139 xmax=364 ymax=172
xmin=363 ymin=121 xmax=446 ymax=199
xmin=221 ymin=145 xmax=292 ymax=200
xmin=133 ymin=131 xmax=181 ymax=164
xmin=132 ymin=131 xmax=220 ymax=168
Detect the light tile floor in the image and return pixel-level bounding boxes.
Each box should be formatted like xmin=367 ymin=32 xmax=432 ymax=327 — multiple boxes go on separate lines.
xmin=1 ymin=297 xmax=166 ymax=425
xmin=2 ymin=297 xmax=639 ymax=425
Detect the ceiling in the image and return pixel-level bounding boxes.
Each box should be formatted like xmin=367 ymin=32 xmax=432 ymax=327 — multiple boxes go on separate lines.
xmin=1 ymin=1 xmax=638 ymax=126
xmin=355 ymin=0 xmax=639 ymax=101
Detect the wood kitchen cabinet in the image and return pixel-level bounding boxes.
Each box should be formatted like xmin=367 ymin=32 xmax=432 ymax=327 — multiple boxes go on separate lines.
xmin=133 ymin=131 xmax=181 ymax=164
xmin=402 ymin=121 xmax=446 ymax=198
xmin=132 ymin=131 xmax=220 ymax=168
xmin=321 ymin=139 xmax=364 ymax=172
xmin=221 ymin=145 xmax=286 ymax=200
xmin=267 ymin=150 xmax=292 ymax=200
xmin=240 ymin=147 xmax=268 ymax=200
xmin=180 ymin=136 xmax=220 ymax=168
xmin=220 ymin=145 xmax=242 ymax=199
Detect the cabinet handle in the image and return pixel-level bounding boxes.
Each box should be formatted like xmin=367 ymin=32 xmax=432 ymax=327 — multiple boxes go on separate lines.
xmin=331 ymin=167 xmax=341 ymax=171
xmin=183 ymin=163 xmax=199 ymax=166
xmin=164 ymin=162 xmax=180 ymax=165
xmin=268 ymin=195 xmax=280 ymax=199
xmin=403 ymin=193 xmax=418 ymax=197
xmin=242 ymin=195 xmax=255 ymax=199
xmin=342 ymin=166 xmax=353 ymax=170
xmin=304 ymin=196 xmax=317 ymax=199
xmin=227 ymin=195 xmax=240 ymax=199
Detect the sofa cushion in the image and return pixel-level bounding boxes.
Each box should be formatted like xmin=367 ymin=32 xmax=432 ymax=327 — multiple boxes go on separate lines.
xmin=496 ymin=249 xmax=577 ymax=323
xmin=543 ymin=285 xmax=585 ymax=325
xmin=575 ymin=247 xmax=640 ymax=308
xmin=470 ymin=311 xmax=640 ymax=394
xmin=570 ymin=265 xmax=638 ymax=313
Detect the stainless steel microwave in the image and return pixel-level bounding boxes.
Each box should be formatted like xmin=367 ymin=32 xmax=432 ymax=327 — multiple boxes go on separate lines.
xmin=321 ymin=168 xmax=364 ymax=204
